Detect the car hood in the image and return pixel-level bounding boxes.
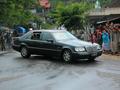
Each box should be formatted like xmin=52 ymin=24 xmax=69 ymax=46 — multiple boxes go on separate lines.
xmin=58 ymin=39 xmax=95 ymax=47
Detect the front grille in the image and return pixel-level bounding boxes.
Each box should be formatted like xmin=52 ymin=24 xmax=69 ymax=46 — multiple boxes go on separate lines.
xmin=86 ymin=46 xmax=97 ymax=53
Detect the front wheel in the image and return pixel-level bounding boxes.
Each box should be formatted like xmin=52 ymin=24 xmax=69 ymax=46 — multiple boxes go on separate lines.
xmin=21 ymin=47 xmax=30 ymax=58
xmin=62 ymin=50 xmax=72 ymax=62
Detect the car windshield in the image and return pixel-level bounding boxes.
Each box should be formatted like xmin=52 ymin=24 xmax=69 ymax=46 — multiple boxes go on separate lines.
xmin=52 ymin=31 xmax=77 ymax=41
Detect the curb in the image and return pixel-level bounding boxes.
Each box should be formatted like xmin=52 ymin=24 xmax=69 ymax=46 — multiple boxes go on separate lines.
xmin=0 ymin=51 xmax=9 ymax=55
xmin=0 ymin=51 xmax=7 ymax=55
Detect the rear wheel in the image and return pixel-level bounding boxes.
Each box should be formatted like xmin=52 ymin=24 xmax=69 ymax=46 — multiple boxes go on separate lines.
xmin=62 ymin=49 xmax=72 ymax=62
xmin=21 ymin=47 xmax=30 ymax=58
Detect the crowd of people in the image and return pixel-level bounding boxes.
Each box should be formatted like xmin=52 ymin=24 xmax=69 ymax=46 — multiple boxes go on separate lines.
xmin=91 ymin=22 xmax=120 ymax=54
xmin=0 ymin=31 xmax=12 ymax=51
xmin=0 ymin=27 xmax=32 ymax=51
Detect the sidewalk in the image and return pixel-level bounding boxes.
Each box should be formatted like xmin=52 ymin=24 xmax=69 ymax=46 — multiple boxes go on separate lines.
xmin=0 ymin=50 xmax=9 ymax=55
xmin=99 ymin=54 xmax=120 ymax=61
xmin=0 ymin=49 xmax=13 ymax=55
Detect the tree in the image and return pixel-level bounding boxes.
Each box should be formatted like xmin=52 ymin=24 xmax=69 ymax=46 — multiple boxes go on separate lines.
xmin=50 ymin=0 xmax=112 ymax=8
xmin=49 ymin=2 xmax=93 ymax=31
xmin=0 ymin=0 xmax=37 ymax=27
xmin=99 ymin=0 xmax=112 ymax=7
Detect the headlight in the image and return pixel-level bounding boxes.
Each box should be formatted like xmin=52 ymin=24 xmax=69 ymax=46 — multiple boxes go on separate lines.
xmin=75 ymin=47 xmax=85 ymax=52
xmin=97 ymin=45 xmax=101 ymax=50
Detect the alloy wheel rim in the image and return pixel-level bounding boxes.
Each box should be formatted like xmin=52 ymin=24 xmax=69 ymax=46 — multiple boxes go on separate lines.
xmin=63 ymin=51 xmax=71 ymax=62
xmin=21 ymin=48 xmax=27 ymax=56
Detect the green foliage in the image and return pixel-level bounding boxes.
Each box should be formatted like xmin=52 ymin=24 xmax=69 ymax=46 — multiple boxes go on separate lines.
xmin=0 ymin=0 xmax=37 ymax=27
xmin=41 ymin=22 xmax=56 ymax=29
xmin=49 ymin=2 xmax=93 ymax=31
xmin=49 ymin=0 xmax=112 ymax=8
xmin=99 ymin=0 xmax=112 ymax=7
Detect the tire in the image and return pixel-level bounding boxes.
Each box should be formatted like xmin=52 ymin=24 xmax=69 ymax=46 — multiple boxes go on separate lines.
xmin=62 ymin=49 xmax=72 ymax=62
xmin=21 ymin=46 xmax=30 ymax=58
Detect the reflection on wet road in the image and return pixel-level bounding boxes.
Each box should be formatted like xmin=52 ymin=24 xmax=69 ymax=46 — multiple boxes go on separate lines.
xmin=0 ymin=51 xmax=120 ymax=90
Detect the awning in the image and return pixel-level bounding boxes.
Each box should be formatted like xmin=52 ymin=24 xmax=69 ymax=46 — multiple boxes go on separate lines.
xmin=96 ymin=17 xmax=120 ymax=24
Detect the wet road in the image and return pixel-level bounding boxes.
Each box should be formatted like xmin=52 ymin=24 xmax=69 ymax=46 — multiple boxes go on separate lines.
xmin=0 ymin=51 xmax=120 ymax=90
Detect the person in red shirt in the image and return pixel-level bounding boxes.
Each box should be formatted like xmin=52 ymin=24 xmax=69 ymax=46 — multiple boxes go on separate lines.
xmin=90 ymin=32 xmax=97 ymax=43
xmin=96 ymin=27 xmax=103 ymax=46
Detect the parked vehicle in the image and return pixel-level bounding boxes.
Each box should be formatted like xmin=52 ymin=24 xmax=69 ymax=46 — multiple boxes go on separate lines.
xmin=13 ymin=26 xmax=28 ymax=37
xmin=12 ymin=30 xmax=102 ymax=62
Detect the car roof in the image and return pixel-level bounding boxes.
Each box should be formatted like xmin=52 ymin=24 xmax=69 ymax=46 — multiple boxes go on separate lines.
xmin=30 ymin=29 xmax=67 ymax=33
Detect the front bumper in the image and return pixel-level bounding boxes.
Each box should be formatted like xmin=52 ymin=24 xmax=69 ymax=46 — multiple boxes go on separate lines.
xmin=72 ymin=50 xmax=102 ymax=59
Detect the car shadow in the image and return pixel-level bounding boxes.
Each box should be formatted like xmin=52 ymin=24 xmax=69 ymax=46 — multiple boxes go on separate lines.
xmin=16 ymin=55 xmax=100 ymax=66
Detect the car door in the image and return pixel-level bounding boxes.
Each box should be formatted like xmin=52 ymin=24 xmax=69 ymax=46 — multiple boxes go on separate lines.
xmin=40 ymin=32 xmax=62 ymax=56
xmin=20 ymin=32 xmax=37 ymax=53
xmin=24 ymin=32 xmax=43 ymax=54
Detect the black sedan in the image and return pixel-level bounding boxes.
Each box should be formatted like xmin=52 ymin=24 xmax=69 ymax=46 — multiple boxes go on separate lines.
xmin=12 ymin=30 xmax=102 ymax=62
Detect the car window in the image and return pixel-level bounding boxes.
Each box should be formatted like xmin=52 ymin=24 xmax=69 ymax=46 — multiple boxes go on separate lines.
xmin=31 ymin=32 xmax=41 ymax=40
xmin=52 ymin=31 xmax=77 ymax=41
xmin=21 ymin=32 xmax=32 ymax=39
xmin=40 ymin=32 xmax=53 ymax=41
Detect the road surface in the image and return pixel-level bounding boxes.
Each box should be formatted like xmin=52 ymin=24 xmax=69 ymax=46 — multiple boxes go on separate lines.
xmin=0 ymin=51 xmax=120 ymax=90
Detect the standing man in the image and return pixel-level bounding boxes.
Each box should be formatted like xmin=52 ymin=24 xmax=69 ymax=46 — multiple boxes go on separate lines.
xmin=0 ymin=32 xmax=6 ymax=51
